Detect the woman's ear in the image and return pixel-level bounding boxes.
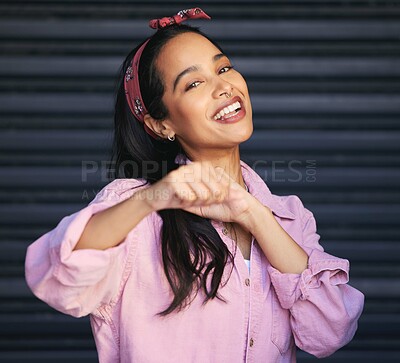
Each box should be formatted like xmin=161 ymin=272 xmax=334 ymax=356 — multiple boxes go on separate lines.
xmin=143 ymin=114 xmax=175 ymax=140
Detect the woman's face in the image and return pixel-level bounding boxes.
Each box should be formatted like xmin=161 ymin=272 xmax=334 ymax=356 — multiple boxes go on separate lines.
xmin=154 ymin=32 xmax=253 ymax=159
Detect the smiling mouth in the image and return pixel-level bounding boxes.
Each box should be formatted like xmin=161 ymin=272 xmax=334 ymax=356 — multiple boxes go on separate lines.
xmin=213 ymin=101 xmax=242 ymax=121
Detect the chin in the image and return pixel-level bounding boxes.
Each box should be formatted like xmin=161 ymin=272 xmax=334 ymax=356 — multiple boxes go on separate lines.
xmin=237 ymin=121 xmax=254 ymax=143
xmin=228 ymin=128 xmax=253 ymax=148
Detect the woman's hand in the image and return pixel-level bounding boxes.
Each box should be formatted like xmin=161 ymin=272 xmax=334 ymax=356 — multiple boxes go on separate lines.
xmin=137 ymin=161 xmax=255 ymax=223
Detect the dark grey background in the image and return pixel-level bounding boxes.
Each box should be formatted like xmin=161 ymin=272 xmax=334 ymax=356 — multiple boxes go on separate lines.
xmin=1 ymin=0 xmax=399 ymax=362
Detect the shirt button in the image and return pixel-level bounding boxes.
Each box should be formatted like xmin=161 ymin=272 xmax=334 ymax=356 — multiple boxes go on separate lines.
xmin=245 ymin=278 xmax=250 ymax=286
xmin=222 ymin=227 xmax=228 ymax=236
xmin=249 ymin=338 xmax=254 ymax=347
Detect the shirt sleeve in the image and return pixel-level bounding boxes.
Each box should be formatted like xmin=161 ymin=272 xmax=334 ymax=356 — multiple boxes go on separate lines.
xmin=25 ymin=179 xmax=150 ymax=318
xmin=267 ymin=197 xmax=365 ymax=358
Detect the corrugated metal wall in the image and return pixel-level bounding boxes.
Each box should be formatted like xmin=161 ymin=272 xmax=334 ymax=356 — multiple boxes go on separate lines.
xmin=1 ymin=1 xmax=399 ymax=362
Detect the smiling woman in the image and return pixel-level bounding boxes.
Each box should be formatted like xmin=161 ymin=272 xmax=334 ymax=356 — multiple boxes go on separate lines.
xmin=145 ymin=31 xmax=253 ymax=157
xmin=25 ymin=7 xmax=364 ymax=363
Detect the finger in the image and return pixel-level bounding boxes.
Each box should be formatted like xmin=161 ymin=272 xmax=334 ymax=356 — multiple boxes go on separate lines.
xmin=201 ymin=167 xmax=229 ymax=203
xmin=188 ymin=163 xmax=220 ymax=203
xmin=212 ymin=166 xmax=233 ymax=188
xmin=188 ymin=163 xmax=218 ymax=204
xmin=186 ymin=180 xmax=213 ymax=204
xmin=171 ymin=182 xmax=198 ymax=204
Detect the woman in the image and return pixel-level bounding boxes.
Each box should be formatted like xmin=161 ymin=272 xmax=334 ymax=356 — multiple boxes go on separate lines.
xmin=25 ymin=8 xmax=364 ymax=363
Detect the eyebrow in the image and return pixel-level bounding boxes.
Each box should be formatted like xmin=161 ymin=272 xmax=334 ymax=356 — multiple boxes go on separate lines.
xmin=173 ymin=53 xmax=228 ymax=91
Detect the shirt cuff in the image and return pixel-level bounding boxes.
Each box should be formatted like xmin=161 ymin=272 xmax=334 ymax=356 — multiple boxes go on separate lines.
xmin=50 ymin=200 xmax=123 ymax=287
xmin=268 ymin=249 xmax=350 ymax=310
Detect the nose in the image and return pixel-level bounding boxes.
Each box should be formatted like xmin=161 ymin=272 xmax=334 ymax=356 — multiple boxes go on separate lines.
xmin=212 ymin=77 xmax=234 ymax=99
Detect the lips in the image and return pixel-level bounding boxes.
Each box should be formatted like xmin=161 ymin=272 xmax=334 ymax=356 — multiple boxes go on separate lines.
xmin=212 ymin=96 xmax=244 ymax=121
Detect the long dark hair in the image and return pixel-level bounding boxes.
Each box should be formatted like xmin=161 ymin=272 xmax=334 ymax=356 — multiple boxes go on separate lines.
xmin=110 ymin=24 xmax=236 ymax=316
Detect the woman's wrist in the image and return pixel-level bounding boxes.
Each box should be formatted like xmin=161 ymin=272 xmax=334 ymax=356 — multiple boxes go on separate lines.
xmin=133 ymin=183 xmax=179 ymax=213
xmin=233 ymin=194 xmax=270 ymax=232
xmin=132 ymin=187 xmax=161 ymax=213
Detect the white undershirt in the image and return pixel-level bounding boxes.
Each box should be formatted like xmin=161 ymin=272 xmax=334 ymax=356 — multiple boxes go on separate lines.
xmin=244 ymin=258 xmax=250 ymax=272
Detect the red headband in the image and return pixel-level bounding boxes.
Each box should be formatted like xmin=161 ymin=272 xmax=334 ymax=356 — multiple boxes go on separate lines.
xmin=123 ymin=8 xmax=211 ymax=139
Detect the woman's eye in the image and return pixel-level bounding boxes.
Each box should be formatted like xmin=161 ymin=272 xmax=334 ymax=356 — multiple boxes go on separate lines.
xmin=219 ymin=65 xmax=233 ymax=74
xmin=186 ymin=81 xmax=201 ymax=91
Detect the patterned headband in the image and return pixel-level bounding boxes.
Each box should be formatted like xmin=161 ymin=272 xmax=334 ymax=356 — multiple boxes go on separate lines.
xmin=123 ymin=8 xmax=211 ymax=139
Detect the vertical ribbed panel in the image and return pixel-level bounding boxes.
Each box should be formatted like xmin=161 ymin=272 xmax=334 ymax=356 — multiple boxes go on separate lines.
xmin=1 ymin=1 xmax=399 ymax=362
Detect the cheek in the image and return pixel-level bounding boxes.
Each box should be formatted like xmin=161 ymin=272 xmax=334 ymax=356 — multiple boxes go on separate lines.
xmin=166 ymin=100 xmax=207 ymax=135
xmin=176 ymin=96 xmax=208 ymax=122
xmin=234 ymin=72 xmax=249 ymax=94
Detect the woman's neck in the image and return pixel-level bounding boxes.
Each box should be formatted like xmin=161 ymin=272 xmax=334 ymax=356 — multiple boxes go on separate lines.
xmin=186 ymin=147 xmax=246 ymax=189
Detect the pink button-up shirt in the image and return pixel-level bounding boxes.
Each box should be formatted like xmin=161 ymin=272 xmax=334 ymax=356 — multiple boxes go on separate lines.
xmin=25 ymin=160 xmax=364 ymax=363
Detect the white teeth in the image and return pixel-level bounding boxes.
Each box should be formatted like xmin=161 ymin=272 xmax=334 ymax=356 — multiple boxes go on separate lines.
xmin=213 ymin=100 xmax=242 ymax=120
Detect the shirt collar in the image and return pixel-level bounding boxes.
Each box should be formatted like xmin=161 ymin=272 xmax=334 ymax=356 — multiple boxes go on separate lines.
xmin=174 ymin=153 xmax=296 ymax=220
